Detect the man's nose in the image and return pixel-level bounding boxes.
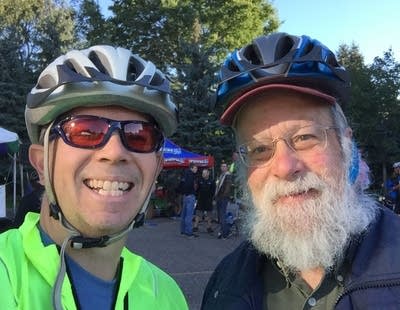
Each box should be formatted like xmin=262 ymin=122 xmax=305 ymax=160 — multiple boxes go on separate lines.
xmin=269 ymin=139 xmax=303 ymax=181
xmin=96 ymin=130 xmax=130 ymax=162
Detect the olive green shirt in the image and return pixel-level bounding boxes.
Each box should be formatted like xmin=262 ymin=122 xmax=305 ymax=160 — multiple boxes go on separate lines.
xmin=263 ymin=260 xmax=346 ymax=309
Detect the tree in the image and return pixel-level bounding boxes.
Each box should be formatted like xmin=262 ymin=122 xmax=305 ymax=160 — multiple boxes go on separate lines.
xmin=104 ymin=0 xmax=279 ymax=162
xmin=108 ymin=0 xmax=279 ymax=67
xmin=33 ymin=1 xmax=76 ymax=69
xmin=0 ymin=38 xmax=27 ymax=136
xmin=368 ymin=49 xmax=400 ymax=180
xmin=0 ymin=0 xmax=76 ymax=140
xmin=0 ymin=0 xmax=76 ymax=184
xmin=337 ymin=43 xmax=374 ymax=143
xmin=75 ymin=0 xmax=113 ymax=46
xmin=0 ymin=0 xmax=280 ymax=166
xmin=338 ymin=44 xmax=400 ymax=188
xmin=173 ymin=42 xmax=234 ymax=163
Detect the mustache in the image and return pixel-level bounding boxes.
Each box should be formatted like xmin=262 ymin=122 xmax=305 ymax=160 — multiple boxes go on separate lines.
xmin=259 ymin=172 xmax=329 ymax=205
xmin=246 ymin=171 xmax=348 ymax=271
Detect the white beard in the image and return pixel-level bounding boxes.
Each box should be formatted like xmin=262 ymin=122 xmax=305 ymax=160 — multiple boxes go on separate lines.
xmin=242 ymin=171 xmax=377 ymax=273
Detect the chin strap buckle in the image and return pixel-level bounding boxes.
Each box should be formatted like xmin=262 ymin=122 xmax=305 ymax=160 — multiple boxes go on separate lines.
xmin=133 ymin=212 xmax=145 ymax=228
xmin=70 ymin=235 xmax=110 ymax=249
xmin=51 ymin=204 xmax=144 ymax=249
xmin=49 ymin=203 xmax=61 ymax=220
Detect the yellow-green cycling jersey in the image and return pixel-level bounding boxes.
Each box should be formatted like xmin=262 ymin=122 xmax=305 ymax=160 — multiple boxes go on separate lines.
xmin=0 ymin=212 xmax=188 ymax=309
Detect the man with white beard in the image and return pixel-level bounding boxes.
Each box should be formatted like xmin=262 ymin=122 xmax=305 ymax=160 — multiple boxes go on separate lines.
xmin=201 ymin=33 xmax=400 ymax=309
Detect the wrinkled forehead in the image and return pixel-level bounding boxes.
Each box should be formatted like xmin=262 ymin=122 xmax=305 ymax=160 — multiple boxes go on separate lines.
xmin=234 ymin=90 xmax=334 ymax=142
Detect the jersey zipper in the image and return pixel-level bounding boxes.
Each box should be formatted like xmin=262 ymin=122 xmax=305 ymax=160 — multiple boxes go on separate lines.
xmin=335 ymin=278 xmax=400 ymax=306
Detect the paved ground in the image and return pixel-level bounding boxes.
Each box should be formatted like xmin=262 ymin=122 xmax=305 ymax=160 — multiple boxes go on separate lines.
xmin=126 ymin=216 xmax=244 ymax=310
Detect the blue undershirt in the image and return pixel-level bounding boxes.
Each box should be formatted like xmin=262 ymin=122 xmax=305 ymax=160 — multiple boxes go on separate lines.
xmin=39 ymin=226 xmax=117 ymax=310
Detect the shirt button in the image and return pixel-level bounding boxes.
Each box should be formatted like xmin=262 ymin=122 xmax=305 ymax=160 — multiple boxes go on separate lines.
xmin=308 ymin=297 xmax=317 ymax=307
xmin=337 ymin=274 xmax=344 ymax=282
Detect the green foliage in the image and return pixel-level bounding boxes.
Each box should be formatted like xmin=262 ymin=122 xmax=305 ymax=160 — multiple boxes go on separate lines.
xmin=33 ymin=1 xmax=76 ymax=67
xmin=368 ymin=50 xmax=400 ymax=161
xmin=337 ymin=44 xmax=400 ymax=187
xmin=75 ymin=0 xmax=112 ymax=46
xmin=0 ymin=0 xmax=77 ymax=183
xmin=0 ymin=0 xmax=281 ymax=168
xmin=0 ymin=0 xmax=42 ymax=28
xmin=172 ymin=42 xmax=235 ymax=163
xmin=107 ymin=0 xmax=279 ymax=66
xmin=0 ymin=30 xmax=32 ymax=141
xmin=5 ymin=0 xmax=400 ymax=187
xmin=104 ymin=0 xmax=279 ymax=162
xmin=0 ymin=0 xmax=76 ymax=74
xmin=195 ymin=0 xmax=280 ymax=60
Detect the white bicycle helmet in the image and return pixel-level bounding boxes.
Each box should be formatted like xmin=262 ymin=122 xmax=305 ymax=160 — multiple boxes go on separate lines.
xmin=25 ymin=45 xmax=178 ymax=143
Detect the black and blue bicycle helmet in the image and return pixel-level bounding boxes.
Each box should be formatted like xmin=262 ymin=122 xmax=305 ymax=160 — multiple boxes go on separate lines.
xmin=216 ymin=32 xmax=350 ymax=125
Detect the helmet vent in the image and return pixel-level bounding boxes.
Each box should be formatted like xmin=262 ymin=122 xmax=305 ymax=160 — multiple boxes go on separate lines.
xmin=300 ymin=41 xmax=314 ymax=57
xmin=64 ymin=60 xmax=80 ymax=75
xmin=227 ymin=59 xmax=240 ymax=72
xmin=326 ymin=52 xmax=339 ymax=67
xmin=242 ymin=45 xmax=261 ymax=65
xmin=150 ymin=72 xmax=164 ymax=86
xmin=37 ymin=74 xmax=57 ymax=89
xmin=274 ymin=36 xmax=294 ymax=60
xmin=88 ymin=51 xmax=110 ymax=76
xmin=127 ymin=56 xmax=145 ymax=82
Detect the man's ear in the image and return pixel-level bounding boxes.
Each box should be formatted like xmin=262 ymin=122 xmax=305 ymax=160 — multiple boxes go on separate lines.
xmin=29 ymin=144 xmax=45 ymax=186
xmin=345 ymin=127 xmax=352 ymax=139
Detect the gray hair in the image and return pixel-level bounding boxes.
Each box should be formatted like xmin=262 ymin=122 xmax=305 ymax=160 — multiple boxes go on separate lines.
xmin=233 ymin=101 xmax=355 ymax=206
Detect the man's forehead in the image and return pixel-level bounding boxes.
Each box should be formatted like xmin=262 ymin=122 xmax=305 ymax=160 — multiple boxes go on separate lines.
xmin=236 ymin=118 xmax=333 ymax=146
xmin=237 ymin=90 xmax=330 ymax=119
xmin=69 ymin=105 xmax=151 ymax=120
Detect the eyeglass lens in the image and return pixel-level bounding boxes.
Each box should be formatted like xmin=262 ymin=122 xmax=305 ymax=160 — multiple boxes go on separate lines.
xmin=58 ymin=116 xmax=162 ymax=153
xmin=239 ymin=125 xmax=330 ymax=167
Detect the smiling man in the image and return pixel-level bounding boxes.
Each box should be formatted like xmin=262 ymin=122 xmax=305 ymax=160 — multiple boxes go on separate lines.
xmin=201 ymin=33 xmax=400 ymax=309
xmin=0 ymin=46 xmax=188 ymax=309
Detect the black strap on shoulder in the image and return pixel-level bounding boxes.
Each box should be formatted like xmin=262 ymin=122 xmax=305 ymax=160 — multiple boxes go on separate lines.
xmin=111 ymin=258 xmax=129 ymax=309
xmin=124 ymin=294 xmax=129 ymax=310
xmin=64 ymin=257 xmax=82 ymax=310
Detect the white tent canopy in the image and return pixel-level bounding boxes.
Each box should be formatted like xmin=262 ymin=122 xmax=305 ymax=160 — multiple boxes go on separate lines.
xmin=0 ymin=127 xmax=20 ymax=216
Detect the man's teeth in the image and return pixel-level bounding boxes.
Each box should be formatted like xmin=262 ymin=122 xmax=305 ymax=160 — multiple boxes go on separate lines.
xmin=87 ymin=179 xmax=130 ymax=196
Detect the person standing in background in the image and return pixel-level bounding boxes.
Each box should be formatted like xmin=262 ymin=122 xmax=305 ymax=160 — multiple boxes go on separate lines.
xmin=179 ymin=163 xmax=198 ymax=237
xmin=385 ymin=162 xmax=400 ymax=213
xmin=215 ymin=162 xmax=232 ymax=239
xmin=229 ymin=151 xmax=240 ymax=201
xmin=193 ymin=168 xmax=216 ymax=233
xmin=229 ymin=151 xmax=239 ymax=174
xmin=13 ymin=172 xmax=44 ymax=227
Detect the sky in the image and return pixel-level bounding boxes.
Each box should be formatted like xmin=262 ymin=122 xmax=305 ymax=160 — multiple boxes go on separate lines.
xmin=273 ymin=0 xmax=400 ymax=64
xmin=98 ymin=0 xmax=399 ymax=64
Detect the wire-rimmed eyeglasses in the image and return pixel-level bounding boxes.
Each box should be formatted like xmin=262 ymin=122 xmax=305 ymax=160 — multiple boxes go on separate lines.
xmin=238 ymin=125 xmax=337 ymax=167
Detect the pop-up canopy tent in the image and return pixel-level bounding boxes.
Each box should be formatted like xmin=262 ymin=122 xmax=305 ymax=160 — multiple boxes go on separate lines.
xmin=0 ymin=127 xmax=20 ymax=216
xmin=162 ymin=139 xmax=214 ymax=169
